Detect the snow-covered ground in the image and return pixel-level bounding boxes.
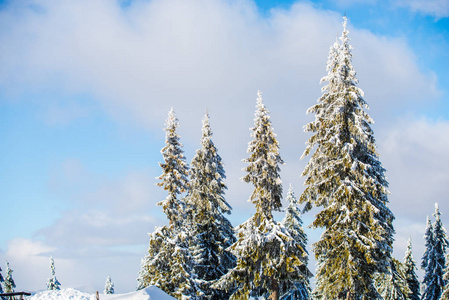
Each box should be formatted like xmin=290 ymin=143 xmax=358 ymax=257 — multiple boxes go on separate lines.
xmin=26 ymin=287 xmax=175 ymax=300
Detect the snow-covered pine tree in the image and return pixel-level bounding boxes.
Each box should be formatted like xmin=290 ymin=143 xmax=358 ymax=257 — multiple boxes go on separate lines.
xmin=0 ymin=266 xmax=4 ymax=299
xmin=46 ymin=256 xmax=61 ymax=290
xmin=186 ymin=112 xmax=236 ymax=299
xmin=441 ymin=253 xmax=449 ymax=300
xmin=215 ymin=92 xmax=310 ymax=300
xmin=136 ymin=248 xmax=151 ymax=291
xmin=137 ymin=226 xmax=202 ymax=299
xmin=157 ymin=107 xmax=189 ymax=228
xmin=374 ymin=258 xmax=410 ymax=300
xmin=300 ymin=17 xmax=394 ymax=300
xmin=104 ymin=275 xmax=114 ymax=294
xmin=280 ymin=184 xmax=311 ymax=300
xmin=403 ymin=238 xmax=420 ymax=300
xmin=422 ymin=216 xmax=434 ymax=274
xmin=4 ymin=262 xmax=15 ymax=293
xmin=422 ymin=203 xmax=448 ymax=300
xmin=138 ymin=109 xmax=201 ymax=299
xmin=282 ymin=185 xmax=308 ymax=255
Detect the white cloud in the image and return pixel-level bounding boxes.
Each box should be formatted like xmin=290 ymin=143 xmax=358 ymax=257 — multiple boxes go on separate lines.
xmin=397 ymin=0 xmax=449 ymax=18
xmin=1 ymin=160 xmax=163 ymax=293
xmin=4 ymin=238 xmax=59 ymax=291
xmin=6 ymin=238 xmax=55 ymax=261
xmin=3 ymin=237 xmax=143 ymax=293
xmin=320 ymin=0 xmax=449 ymax=18
xmin=379 ymin=118 xmax=449 ymax=219
xmin=0 ymin=0 xmax=437 ymax=133
xmin=44 ymin=160 xmax=163 ymax=250
xmin=38 ymin=209 xmax=156 ymax=249
xmin=378 ymin=118 xmax=449 ymax=275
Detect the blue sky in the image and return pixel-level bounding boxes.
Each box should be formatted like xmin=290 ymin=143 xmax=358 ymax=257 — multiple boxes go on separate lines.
xmin=1 ymin=0 xmax=448 ymax=293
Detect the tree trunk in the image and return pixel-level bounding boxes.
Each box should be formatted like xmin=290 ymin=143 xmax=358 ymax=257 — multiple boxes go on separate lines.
xmin=270 ymin=278 xmax=279 ymax=300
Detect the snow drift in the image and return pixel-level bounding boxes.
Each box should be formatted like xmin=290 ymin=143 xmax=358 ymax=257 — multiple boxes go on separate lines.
xmin=27 ymin=287 xmax=175 ymax=300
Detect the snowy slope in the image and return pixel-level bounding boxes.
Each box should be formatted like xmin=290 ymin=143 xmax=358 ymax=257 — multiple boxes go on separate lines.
xmin=27 ymin=289 xmax=94 ymax=300
xmin=102 ymin=286 xmax=175 ymax=300
xmin=27 ymin=287 xmax=175 ymax=300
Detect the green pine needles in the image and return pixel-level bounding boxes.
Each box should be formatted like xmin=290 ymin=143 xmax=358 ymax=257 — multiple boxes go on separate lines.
xmin=374 ymin=258 xmax=410 ymax=300
xmin=281 ymin=185 xmax=311 ymax=300
xmin=138 ymin=108 xmax=202 ymax=299
xmin=157 ymin=107 xmax=189 ymax=228
xmin=215 ymin=92 xmax=310 ymax=300
xmin=185 ymin=112 xmax=236 ymax=299
xmin=300 ymin=17 xmax=394 ymax=300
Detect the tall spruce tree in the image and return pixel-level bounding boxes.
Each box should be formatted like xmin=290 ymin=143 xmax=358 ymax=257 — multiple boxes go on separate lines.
xmin=375 ymin=258 xmax=410 ymax=300
xmin=4 ymin=262 xmax=15 ymax=293
xmin=300 ymin=17 xmax=394 ymax=300
xmin=157 ymin=107 xmax=189 ymax=228
xmin=46 ymin=256 xmax=61 ymax=290
xmin=215 ymin=92 xmax=310 ymax=300
xmin=422 ymin=203 xmax=448 ymax=300
xmin=422 ymin=216 xmax=434 ymax=274
xmin=186 ymin=112 xmax=236 ymax=299
xmin=137 ymin=108 xmax=201 ymax=299
xmin=280 ymin=184 xmax=311 ymax=300
xmin=403 ymin=238 xmax=420 ymax=300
